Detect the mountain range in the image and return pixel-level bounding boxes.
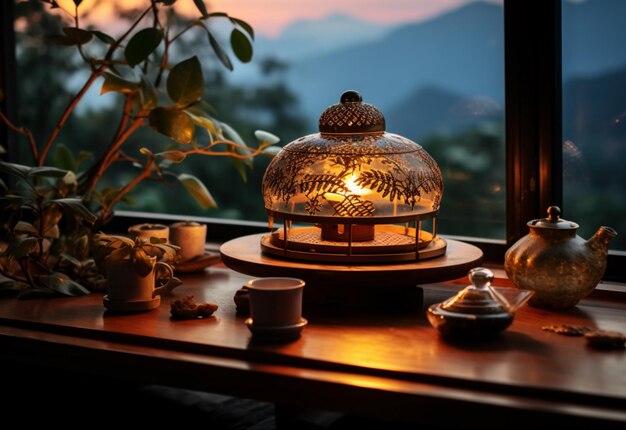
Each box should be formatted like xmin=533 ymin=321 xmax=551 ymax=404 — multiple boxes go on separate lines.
xmin=225 ymin=0 xmax=626 ymax=139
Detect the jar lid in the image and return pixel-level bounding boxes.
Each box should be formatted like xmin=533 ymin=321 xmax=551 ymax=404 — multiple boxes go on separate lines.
xmin=318 ymin=90 xmax=385 ymax=134
xmin=528 ymin=206 xmax=579 ymax=229
xmin=440 ymin=267 xmax=510 ymax=315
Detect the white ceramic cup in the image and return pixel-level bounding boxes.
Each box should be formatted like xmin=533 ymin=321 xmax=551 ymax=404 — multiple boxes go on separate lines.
xmin=169 ymin=221 xmax=207 ymax=261
xmin=247 ymin=277 xmax=305 ymax=327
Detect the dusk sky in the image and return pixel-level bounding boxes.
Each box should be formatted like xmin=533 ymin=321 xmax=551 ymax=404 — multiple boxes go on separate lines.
xmin=50 ymin=0 xmax=502 ymax=38
xmin=208 ymin=0 xmax=501 ymax=37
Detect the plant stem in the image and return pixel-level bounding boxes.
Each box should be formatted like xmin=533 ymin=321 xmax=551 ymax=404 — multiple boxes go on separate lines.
xmin=0 ymin=111 xmax=38 ymax=161
xmin=105 ymin=6 xmax=152 ymax=62
xmin=18 ymin=259 xmax=36 ymax=288
xmin=187 ymin=140 xmax=267 ymax=159
xmin=113 ymin=95 xmax=133 ymax=142
xmin=38 ymin=69 xmax=103 ymax=166
xmin=105 ymin=158 xmax=154 ymax=211
xmin=83 ymin=117 xmax=145 ymax=194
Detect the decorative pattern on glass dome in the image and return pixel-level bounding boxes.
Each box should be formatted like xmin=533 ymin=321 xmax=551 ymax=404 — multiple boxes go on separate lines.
xmin=263 ymin=146 xmax=442 ymax=217
xmin=262 ymin=91 xmax=443 ymax=220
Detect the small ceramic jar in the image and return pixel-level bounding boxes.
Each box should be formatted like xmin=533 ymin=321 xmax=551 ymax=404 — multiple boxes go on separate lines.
xmin=128 ymin=223 xmax=170 ymax=242
xmin=169 ymin=221 xmax=207 ymax=261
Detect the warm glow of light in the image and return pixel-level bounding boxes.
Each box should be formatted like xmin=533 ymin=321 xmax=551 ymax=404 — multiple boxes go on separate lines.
xmin=45 ymin=0 xmax=200 ymax=34
xmin=324 ymin=192 xmax=343 ymax=203
xmin=344 ymin=174 xmax=370 ymax=196
xmin=55 ymin=0 xmax=96 ymax=15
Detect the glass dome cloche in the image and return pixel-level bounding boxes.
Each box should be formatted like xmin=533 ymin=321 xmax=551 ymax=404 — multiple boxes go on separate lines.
xmin=260 ymin=90 xmax=445 ymax=263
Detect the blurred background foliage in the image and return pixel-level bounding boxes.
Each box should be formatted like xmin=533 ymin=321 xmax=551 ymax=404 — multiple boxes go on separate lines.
xmin=13 ymin=0 xmax=623 ymax=249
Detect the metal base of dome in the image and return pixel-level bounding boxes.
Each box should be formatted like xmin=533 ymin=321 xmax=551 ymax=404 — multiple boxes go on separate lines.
xmin=262 ymin=225 xmax=445 ymax=263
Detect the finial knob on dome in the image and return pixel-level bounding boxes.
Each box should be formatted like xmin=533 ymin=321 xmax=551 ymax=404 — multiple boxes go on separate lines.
xmin=340 ymin=90 xmax=363 ymax=103
xmin=318 ymin=90 xmax=385 ymax=134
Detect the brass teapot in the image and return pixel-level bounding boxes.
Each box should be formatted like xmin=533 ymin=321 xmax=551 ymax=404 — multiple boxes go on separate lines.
xmin=504 ymin=206 xmax=617 ymax=309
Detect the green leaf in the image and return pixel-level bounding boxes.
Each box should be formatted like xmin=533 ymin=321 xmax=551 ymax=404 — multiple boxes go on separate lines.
xmin=131 ymin=246 xmax=154 ymax=277
xmin=76 ymin=151 xmax=93 ymax=169
xmin=101 ymin=72 xmax=139 ymax=95
xmin=0 ymin=194 xmax=25 ymax=208
xmin=221 ymin=121 xmax=247 ymax=147
xmin=105 ymin=245 xmax=132 ymax=264
xmin=45 ymin=34 xmax=79 ymax=46
xmin=140 ymin=75 xmax=158 ymax=109
xmin=52 ymin=143 xmax=76 ymax=171
xmin=7 ymin=236 xmax=38 ymax=260
xmin=229 ymin=157 xmax=248 ymax=182
xmin=73 ymin=235 xmax=89 ymax=258
xmin=38 ymin=273 xmax=90 ymax=296
xmin=156 ymin=150 xmax=186 ymax=163
xmin=125 ymin=28 xmax=163 ymax=67
xmin=186 ymin=110 xmax=219 ymax=134
xmin=0 ymin=161 xmax=30 ymax=180
xmin=221 ymin=121 xmax=253 ymax=168
xmin=167 ymin=56 xmax=204 ymax=107
xmin=261 ymin=146 xmax=282 ymax=157
xmin=231 ymin=18 xmax=254 ymax=40
xmin=60 ymin=252 xmax=82 ymax=268
xmin=205 ymin=28 xmax=233 ymax=71
xmin=230 ymin=29 xmax=253 ymax=63
xmin=100 ymin=187 xmax=120 ymax=204
xmin=62 ymin=27 xmax=93 ymax=45
xmin=90 ymin=30 xmax=115 ymax=44
xmin=178 ymin=173 xmax=217 ymax=209
xmin=148 ymin=108 xmax=195 ymax=144
xmin=0 ymin=280 xmax=27 ymax=296
xmin=254 ymin=130 xmax=280 ymax=145
xmin=37 ymin=204 xmax=63 ymax=236
xmin=52 ymin=198 xmax=97 ymax=224
xmin=28 ymin=166 xmax=68 ymax=178
xmin=193 ymin=0 xmax=209 ymax=18
xmin=14 ymin=221 xmax=38 ymax=235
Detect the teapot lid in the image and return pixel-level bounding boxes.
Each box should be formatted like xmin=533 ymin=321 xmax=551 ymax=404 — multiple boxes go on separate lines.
xmin=439 ymin=267 xmax=510 ymax=315
xmin=528 ymin=206 xmax=579 ymax=230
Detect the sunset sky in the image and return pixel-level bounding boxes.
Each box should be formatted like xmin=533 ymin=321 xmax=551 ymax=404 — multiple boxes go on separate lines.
xmin=208 ymin=0 xmax=501 ymax=37
xmin=51 ymin=0 xmax=502 ymax=38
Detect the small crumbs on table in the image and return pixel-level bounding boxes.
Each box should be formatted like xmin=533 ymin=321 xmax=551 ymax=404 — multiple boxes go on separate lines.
xmin=170 ymin=295 xmax=218 ymax=320
xmin=541 ymin=324 xmax=593 ymax=336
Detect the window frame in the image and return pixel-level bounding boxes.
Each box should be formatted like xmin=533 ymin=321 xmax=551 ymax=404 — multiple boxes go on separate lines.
xmin=1 ymin=0 xmax=624 ymax=282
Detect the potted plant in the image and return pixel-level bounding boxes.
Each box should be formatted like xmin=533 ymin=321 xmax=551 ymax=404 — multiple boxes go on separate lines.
xmin=0 ymin=0 xmax=279 ymax=298
xmin=93 ymin=232 xmax=182 ymax=312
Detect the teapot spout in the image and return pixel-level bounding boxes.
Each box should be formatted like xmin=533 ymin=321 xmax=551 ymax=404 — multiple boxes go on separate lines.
xmin=586 ymin=226 xmax=618 ymax=254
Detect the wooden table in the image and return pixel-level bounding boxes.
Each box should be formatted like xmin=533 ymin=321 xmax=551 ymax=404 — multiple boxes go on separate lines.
xmin=0 ymin=266 xmax=625 ymax=427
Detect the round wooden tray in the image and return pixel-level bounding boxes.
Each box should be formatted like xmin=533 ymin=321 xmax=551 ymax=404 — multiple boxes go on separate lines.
xmin=220 ymin=234 xmax=484 ymax=309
